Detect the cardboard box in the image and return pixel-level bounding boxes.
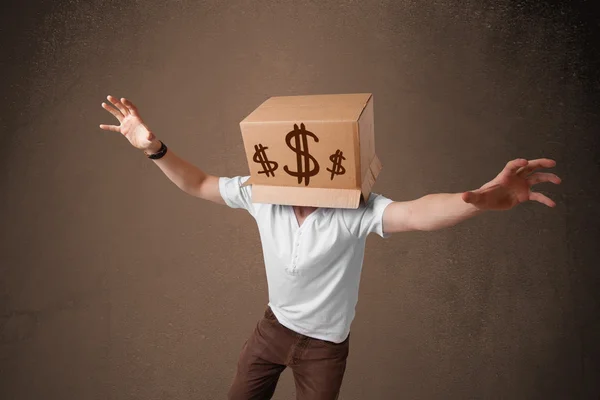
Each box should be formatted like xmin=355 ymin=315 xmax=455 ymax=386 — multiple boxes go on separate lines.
xmin=240 ymin=93 xmax=383 ymax=209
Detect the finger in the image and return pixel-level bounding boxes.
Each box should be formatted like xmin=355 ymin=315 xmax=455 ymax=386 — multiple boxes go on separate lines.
xmin=503 ymin=158 xmax=529 ymax=175
xmin=107 ymin=95 xmax=129 ymax=116
xmin=101 ymin=102 xmax=123 ymax=122
xmin=517 ymin=158 xmax=557 ymax=176
xmin=121 ymin=98 xmax=140 ymax=117
xmin=529 ymin=191 xmax=556 ymax=207
xmin=99 ymin=124 xmax=120 ymax=132
xmin=527 ymin=172 xmax=562 ymax=186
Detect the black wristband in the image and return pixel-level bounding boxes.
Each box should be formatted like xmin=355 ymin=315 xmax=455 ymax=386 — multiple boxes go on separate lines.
xmin=146 ymin=141 xmax=167 ymax=160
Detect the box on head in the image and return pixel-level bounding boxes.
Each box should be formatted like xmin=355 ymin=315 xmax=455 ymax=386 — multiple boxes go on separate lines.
xmin=240 ymin=93 xmax=383 ymax=209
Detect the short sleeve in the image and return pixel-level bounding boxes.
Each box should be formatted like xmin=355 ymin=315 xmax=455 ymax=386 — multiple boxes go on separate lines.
xmin=219 ymin=176 xmax=255 ymax=215
xmin=341 ymin=193 xmax=394 ymax=239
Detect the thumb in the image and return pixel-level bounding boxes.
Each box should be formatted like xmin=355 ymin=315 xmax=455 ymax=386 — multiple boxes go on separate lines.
xmin=462 ymin=191 xmax=479 ymax=204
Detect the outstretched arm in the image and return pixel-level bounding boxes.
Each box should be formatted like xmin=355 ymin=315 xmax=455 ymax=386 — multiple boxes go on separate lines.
xmin=382 ymin=158 xmax=561 ymax=233
xmin=100 ymin=95 xmax=225 ymax=205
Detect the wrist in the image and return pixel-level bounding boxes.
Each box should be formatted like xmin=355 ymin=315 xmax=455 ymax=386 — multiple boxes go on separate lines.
xmin=144 ymin=139 xmax=168 ymax=160
xmin=144 ymin=138 xmax=162 ymax=155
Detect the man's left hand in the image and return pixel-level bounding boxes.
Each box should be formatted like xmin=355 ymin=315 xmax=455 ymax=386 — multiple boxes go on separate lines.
xmin=462 ymin=158 xmax=561 ymax=210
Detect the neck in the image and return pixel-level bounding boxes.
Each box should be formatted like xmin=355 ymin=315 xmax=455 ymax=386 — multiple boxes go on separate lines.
xmin=293 ymin=205 xmax=318 ymax=217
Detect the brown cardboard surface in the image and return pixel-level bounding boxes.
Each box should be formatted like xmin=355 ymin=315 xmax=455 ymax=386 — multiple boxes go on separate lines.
xmin=361 ymin=154 xmax=383 ymax=201
xmin=243 ymin=93 xmax=373 ymax=122
xmin=241 ymin=120 xmax=359 ymax=189
xmin=240 ymin=93 xmax=379 ymax=208
xmin=357 ymin=96 xmax=378 ymax=200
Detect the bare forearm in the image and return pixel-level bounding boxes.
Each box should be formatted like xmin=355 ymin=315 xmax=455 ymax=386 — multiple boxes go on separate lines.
xmin=146 ymin=140 xmax=208 ymax=193
xmin=411 ymin=193 xmax=485 ymax=231
xmin=99 ymin=96 xmax=221 ymax=202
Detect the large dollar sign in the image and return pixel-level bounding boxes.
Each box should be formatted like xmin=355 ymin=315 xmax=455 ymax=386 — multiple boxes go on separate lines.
xmin=283 ymin=123 xmax=320 ymax=186
xmin=326 ymin=149 xmax=346 ymax=180
xmin=252 ymin=144 xmax=278 ymax=177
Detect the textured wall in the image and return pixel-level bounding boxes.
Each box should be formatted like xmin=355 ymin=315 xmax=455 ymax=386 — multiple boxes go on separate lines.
xmin=1 ymin=0 xmax=598 ymax=399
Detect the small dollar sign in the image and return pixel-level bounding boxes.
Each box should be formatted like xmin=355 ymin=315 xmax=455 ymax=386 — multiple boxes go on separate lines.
xmin=252 ymin=144 xmax=278 ymax=177
xmin=326 ymin=149 xmax=346 ymax=180
xmin=283 ymin=123 xmax=320 ymax=186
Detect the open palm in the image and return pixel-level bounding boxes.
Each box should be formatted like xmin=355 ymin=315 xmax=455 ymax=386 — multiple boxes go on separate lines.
xmin=99 ymin=95 xmax=156 ymax=150
xmin=462 ymin=158 xmax=561 ymax=210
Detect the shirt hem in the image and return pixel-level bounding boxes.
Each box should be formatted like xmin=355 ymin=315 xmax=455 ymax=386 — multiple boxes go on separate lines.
xmin=269 ymin=304 xmax=350 ymax=344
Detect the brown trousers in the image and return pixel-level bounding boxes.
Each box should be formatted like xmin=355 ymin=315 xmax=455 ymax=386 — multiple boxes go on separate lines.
xmin=227 ymin=307 xmax=350 ymax=400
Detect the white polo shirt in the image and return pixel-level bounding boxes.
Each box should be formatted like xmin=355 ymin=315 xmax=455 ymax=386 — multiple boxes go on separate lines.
xmin=219 ymin=176 xmax=393 ymax=343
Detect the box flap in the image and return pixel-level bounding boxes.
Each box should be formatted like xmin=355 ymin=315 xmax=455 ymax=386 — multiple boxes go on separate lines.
xmin=251 ymin=185 xmax=362 ymax=209
xmin=361 ymin=154 xmax=383 ymax=201
xmin=242 ymin=93 xmax=372 ymax=124
xmin=259 ymin=93 xmax=372 ymax=108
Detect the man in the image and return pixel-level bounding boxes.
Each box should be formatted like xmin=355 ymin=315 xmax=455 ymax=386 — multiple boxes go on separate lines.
xmin=100 ymin=95 xmax=561 ymax=399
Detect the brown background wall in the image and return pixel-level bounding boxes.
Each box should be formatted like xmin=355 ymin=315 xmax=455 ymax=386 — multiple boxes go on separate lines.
xmin=1 ymin=0 xmax=599 ymax=399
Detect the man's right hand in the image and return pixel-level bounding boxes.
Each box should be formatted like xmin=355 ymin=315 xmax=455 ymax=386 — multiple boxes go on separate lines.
xmin=100 ymin=95 xmax=160 ymax=152
xmin=99 ymin=94 xmax=226 ymax=205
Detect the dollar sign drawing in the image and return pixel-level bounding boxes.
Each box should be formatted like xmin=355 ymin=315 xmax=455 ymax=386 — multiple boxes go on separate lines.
xmin=252 ymin=144 xmax=278 ymax=177
xmin=283 ymin=123 xmax=320 ymax=186
xmin=326 ymin=149 xmax=346 ymax=180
